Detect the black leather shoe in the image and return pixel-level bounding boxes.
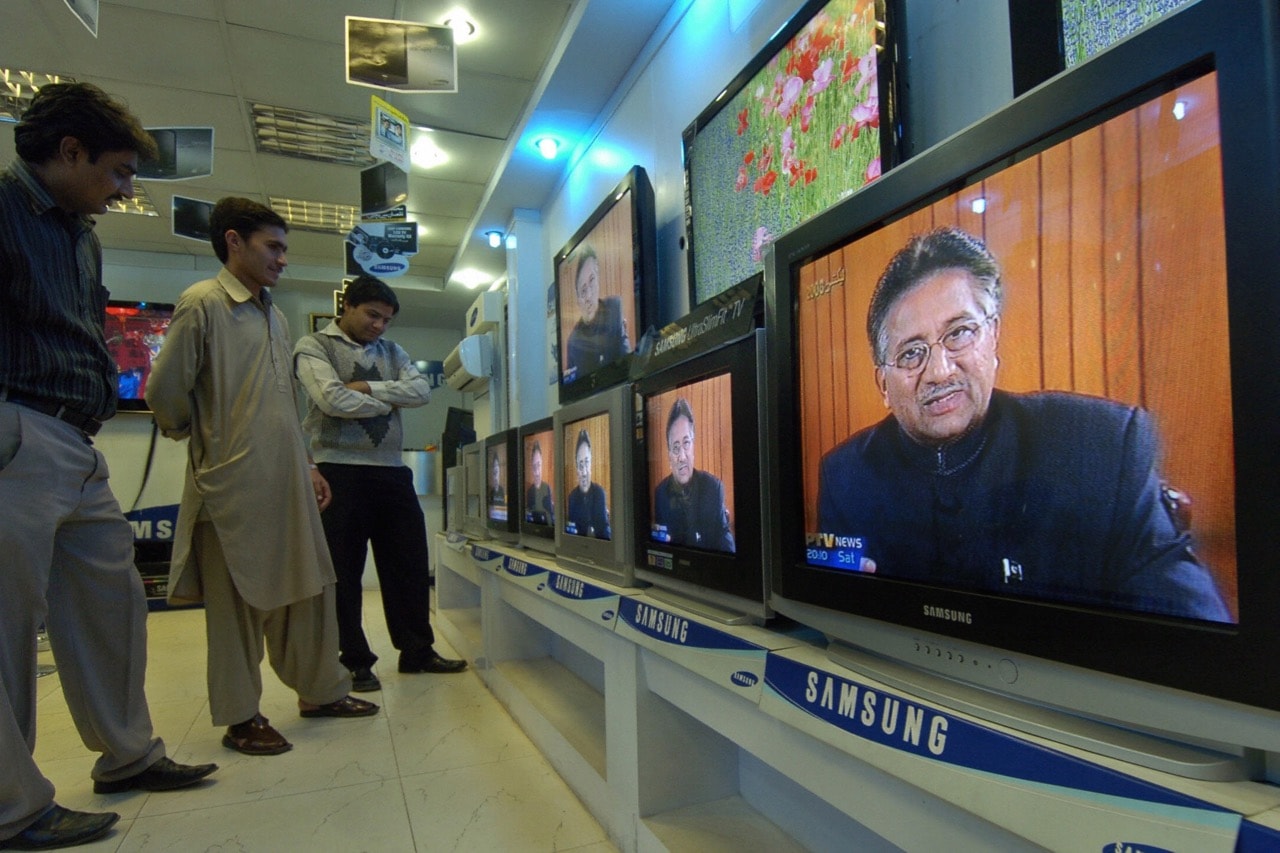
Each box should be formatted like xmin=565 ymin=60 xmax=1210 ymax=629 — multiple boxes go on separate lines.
xmin=93 ymin=755 xmax=218 ymax=794
xmin=399 ymin=649 xmax=467 ymax=674
xmin=349 ymin=667 xmax=381 ymax=692
xmin=0 ymin=804 xmax=118 ymax=850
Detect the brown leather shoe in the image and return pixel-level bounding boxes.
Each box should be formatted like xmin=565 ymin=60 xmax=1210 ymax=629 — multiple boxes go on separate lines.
xmin=222 ymin=714 xmax=292 ymax=756
xmin=298 ymin=695 xmax=379 ymax=718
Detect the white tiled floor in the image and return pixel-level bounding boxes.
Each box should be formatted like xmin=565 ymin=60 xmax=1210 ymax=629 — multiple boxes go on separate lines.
xmin=32 ymin=591 xmax=616 ymax=852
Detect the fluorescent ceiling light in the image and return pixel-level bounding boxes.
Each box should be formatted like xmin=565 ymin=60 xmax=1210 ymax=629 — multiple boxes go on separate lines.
xmin=0 ymin=68 xmax=76 ymax=123
xmin=451 ymin=267 xmax=492 ymax=289
xmin=268 ymin=196 xmax=359 ymax=234
xmin=251 ymin=103 xmax=375 ymax=166
xmin=106 ymin=181 xmax=158 ymax=217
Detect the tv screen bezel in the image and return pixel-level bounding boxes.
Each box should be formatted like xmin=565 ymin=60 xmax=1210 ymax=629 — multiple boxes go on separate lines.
xmin=104 ymin=299 xmax=175 ymax=413
xmin=552 ymin=383 xmax=639 ymax=587
xmin=552 ymin=165 xmax=657 ymax=406
xmin=681 ymin=0 xmax=903 ymax=309
xmin=461 ymin=440 xmax=488 ymax=540
xmin=763 ymin=0 xmax=1280 ymax=754
xmin=483 ymin=428 xmax=519 ymax=543
xmin=633 ymin=329 xmax=770 ymax=622
xmin=517 ymin=416 xmax=557 ymax=554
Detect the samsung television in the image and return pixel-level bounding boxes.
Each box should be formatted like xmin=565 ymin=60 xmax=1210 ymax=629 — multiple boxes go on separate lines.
xmin=484 ymin=428 xmax=519 ymax=543
xmin=633 ymin=330 xmax=770 ymax=623
xmin=460 ymin=440 xmax=487 ymax=540
xmin=553 ymin=383 xmax=638 ymax=587
xmin=517 ymin=416 xmax=557 ymax=554
xmin=682 ymin=0 xmax=899 ymax=307
xmin=103 ymin=300 xmax=174 ymax=412
xmin=764 ymin=0 xmax=1280 ymax=779
xmin=554 ymin=166 xmax=657 ymax=405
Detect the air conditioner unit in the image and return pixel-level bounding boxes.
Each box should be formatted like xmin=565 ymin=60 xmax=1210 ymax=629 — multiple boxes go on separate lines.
xmin=444 ymin=333 xmax=493 ymax=392
xmin=465 ymin=290 xmax=502 ymax=336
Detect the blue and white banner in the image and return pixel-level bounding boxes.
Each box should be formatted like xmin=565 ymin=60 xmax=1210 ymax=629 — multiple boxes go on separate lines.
xmin=537 ymin=568 xmax=627 ymax=627
xmin=500 ymin=552 xmax=552 ymax=592
xmin=469 ymin=544 xmax=504 ymax=573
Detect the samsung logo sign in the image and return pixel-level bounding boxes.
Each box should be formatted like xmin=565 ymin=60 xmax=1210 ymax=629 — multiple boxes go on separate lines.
xmin=730 ymin=671 xmax=758 ymax=688
xmin=923 ymin=605 xmax=972 ymax=624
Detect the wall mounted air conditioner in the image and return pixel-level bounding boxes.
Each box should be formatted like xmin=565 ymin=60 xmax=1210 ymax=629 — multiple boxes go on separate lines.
xmin=444 ymin=333 xmax=493 ymax=392
xmin=465 ymin=290 xmax=502 ymax=336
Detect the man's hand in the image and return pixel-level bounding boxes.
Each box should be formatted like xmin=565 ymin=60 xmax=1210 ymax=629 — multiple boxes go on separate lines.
xmin=344 ymin=380 xmax=372 ymax=395
xmin=310 ymin=467 xmax=332 ymax=512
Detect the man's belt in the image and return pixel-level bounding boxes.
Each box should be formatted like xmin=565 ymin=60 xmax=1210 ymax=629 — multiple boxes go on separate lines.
xmin=1 ymin=391 xmax=105 ymax=436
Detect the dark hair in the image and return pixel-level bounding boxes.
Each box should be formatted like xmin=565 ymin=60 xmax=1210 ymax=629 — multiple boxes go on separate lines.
xmin=530 ymin=440 xmax=543 ymax=460
xmin=14 ymin=82 xmax=157 ymax=164
xmin=666 ymin=397 xmax=695 ymax=442
xmin=866 ymin=227 xmax=1003 ymax=364
xmin=574 ymin=244 xmax=599 ymax=293
xmin=343 ymin=274 xmax=400 ymax=314
xmin=209 ymin=197 xmax=288 ymax=263
xmin=575 ymin=428 xmax=592 ymax=456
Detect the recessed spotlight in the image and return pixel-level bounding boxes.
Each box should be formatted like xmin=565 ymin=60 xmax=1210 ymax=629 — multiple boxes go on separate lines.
xmin=534 ymin=136 xmax=559 ymax=160
xmin=442 ymin=10 xmax=478 ymax=44
xmin=486 ymin=230 xmax=503 ymax=248
xmin=452 ymin=268 xmax=493 ymax=290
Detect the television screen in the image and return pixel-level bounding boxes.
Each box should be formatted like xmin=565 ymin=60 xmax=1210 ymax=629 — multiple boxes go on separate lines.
xmin=553 ymin=383 xmax=638 ymax=586
xmin=682 ymin=0 xmax=898 ymax=307
xmin=554 ymin=166 xmax=656 ymax=404
xmin=634 ymin=330 xmax=769 ymax=622
xmin=103 ymin=301 xmax=174 ymax=412
xmin=518 ymin=417 xmax=557 ymax=553
xmin=485 ymin=429 xmax=519 ymax=543
xmin=1061 ymin=0 xmax=1192 ymax=68
xmin=461 ymin=440 xmax=487 ymax=540
xmin=765 ymin=0 xmax=1280 ymax=774
xmin=360 ymin=160 xmax=409 ymax=218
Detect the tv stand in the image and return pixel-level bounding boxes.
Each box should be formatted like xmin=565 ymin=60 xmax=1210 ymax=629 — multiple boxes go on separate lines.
xmin=825 ymin=642 xmax=1257 ymax=782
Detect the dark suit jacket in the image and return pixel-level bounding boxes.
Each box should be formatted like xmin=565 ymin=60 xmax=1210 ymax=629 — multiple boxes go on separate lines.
xmin=566 ymin=481 xmax=610 ymax=540
xmin=653 ymin=468 xmax=735 ymax=552
xmin=566 ymin=297 xmax=627 ymax=380
xmin=525 ymin=482 xmax=554 ymax=527
xmin=816 ymin=390 xmax=1229 ymax=621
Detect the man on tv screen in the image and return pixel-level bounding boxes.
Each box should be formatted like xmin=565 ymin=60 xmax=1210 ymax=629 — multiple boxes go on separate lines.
xmin=565 ymin=244 xmax=630 ymax=380
xmin=653 ymin=398 xmax=734 ymax=552
xmin=815 ymin=227 xmax=1229 ymax=621
xmin=525 ymin=439 xmax=554 ymax=526
xmin=567 ymin=428 xmax=611 ymax=540
xmin=488 ymin=451 xmax=506 ymax=508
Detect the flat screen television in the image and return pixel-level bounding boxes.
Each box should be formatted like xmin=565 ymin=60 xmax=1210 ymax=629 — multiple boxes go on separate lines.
xmin=103 ymin=300 xmax=174 ymax=412
xmin=440 ymin=406 xmax=475 ymax=531
xmin=484 ymin=428 xmax=519 ymax=543
xmin=553 ymin=166 xmax=656 ymax=405
xmin=360 ymin=160 xmax=409 ymax=217
xmin=460 ymin=440 xmax=487 ymax=540
xmin=553 ymin=383 xmax=638 ymax=587
xmin=633 ymin=329 xmax=770 ymax=623
xmin=517 ymin=416 xmax=557 ymax=554
xmin=682 ymin=0 xmax=900 ymax=307
xmin=764 ymin=0 xmax=1280 ymax=780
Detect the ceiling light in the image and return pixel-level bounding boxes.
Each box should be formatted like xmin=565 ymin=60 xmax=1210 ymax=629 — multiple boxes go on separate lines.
xmin=534 ymin=136 xmax=560 ymax=159
xmin=107 ymin=181 xmax=158 ymax=217
xmin=452 ymin=268 xmax=493 ymax=289
xmin=251 ymin=103 xmax=375 ymax=167
xmin=442 ymin=10 xmax=478 ymax=44
xmin=268 ymin=196 xmax=359 ymax=234
xmin=411 ymin=134 xmax=447 ymax=168
xmin=0 ymin=68 xmax=76 ymax=123
xmin=486 ymin=230 xmax=502 ymax=248
xmin=505 ymin=234 xmax=517 ymax=250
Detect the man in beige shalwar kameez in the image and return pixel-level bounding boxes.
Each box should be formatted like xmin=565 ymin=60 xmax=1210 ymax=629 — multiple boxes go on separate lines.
xmin=146 ymin=197 xmax=378 ymax=756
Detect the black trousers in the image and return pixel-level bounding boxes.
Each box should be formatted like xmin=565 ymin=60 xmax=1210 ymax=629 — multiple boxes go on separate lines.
xmin=318 ymin=463 xmax=435 ymax=671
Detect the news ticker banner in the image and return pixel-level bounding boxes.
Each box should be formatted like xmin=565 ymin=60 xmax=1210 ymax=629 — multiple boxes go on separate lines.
xmin=759 ymin=647 xmax=1243 ymax=852
xmin=614 ymin=595 xmax=798 ymax=703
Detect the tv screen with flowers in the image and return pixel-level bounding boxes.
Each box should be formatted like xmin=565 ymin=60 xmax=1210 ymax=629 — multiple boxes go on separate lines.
xmin=682 ymin=0 xmax=899 ymax=306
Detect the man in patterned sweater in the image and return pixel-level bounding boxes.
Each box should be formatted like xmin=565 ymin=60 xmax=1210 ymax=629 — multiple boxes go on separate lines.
xmin=294 ymin=274 xmax=466 ymax=692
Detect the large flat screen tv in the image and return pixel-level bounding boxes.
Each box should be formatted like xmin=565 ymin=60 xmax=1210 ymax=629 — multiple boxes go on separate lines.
xmin=553 ymin=383 xmax=638 ymax=587
xmin=103 ymin=300 xmax=174 ymax=412
xmin=517 ymin=416 xmax=557 ymax=554
xmin=484 ymin=428 xmax=519 ymax=544
xmin=682 ymin=0 xmax=899 ymax=307
xmin=633 ymin=330 xmax=770 ymax=623
xmin=553 ymin=166 xmax=657 ymax=405
xmin=764 ymin=0 xmax=1280 ymax=780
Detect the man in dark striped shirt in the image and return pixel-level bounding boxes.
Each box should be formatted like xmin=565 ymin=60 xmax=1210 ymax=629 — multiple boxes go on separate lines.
xmin=0 ymin=83 xmax=217 ymax=851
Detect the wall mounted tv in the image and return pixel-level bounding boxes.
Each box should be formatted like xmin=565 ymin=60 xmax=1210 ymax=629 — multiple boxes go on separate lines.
xmin=633 ymin=329 xmax=770 ymax=623
xmin=517 ymin=416 xmax=557 ymax=554
xmin=682 ymin=0 xmax=900 ymax=308
xmin=484 ymin=428 xmax=519 ymax=544
xmin=103 ymin=300 xmax=174 ymax=412
xmin=763 ymin=0 xmax=1280 ymax=779
xmin=553 ymin=383 xmax=638 ymax=587
xmin=553 ymin=166 xmax=657 ymax=405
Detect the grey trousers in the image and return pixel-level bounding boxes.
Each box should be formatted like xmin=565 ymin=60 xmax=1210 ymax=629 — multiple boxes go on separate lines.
xmin=192 ymin=521 xmax=350 ymax=726
xmin=0 ymin=403 xmax=164 ymax=840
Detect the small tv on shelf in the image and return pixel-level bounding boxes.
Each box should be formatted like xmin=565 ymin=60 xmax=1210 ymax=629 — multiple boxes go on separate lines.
xmin=764 ymin=0 xmax=1280 ymax=779
xmin=633 ymin=329 xmax=770 ymax=623
xmin=553 ymin=166 xmax=657 ymax=405
xmin=517 ymin=416 xmax=557 ymax=554
xmin=553 ymin=383 xmax=639 ymax=587
xmin=460 ymin=440 xmax=487 ymax=540
xmin=484 ymin=428 xmax=519 ymax=544
xmin=682 ymin=0 xmax=900 ymax=308
xmin=103 ymin=300 xmax=174 ymax=412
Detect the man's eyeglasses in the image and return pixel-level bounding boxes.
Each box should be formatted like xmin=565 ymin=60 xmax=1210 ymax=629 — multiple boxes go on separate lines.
xmin=883 ymin=316 xmax=993 ymax=374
